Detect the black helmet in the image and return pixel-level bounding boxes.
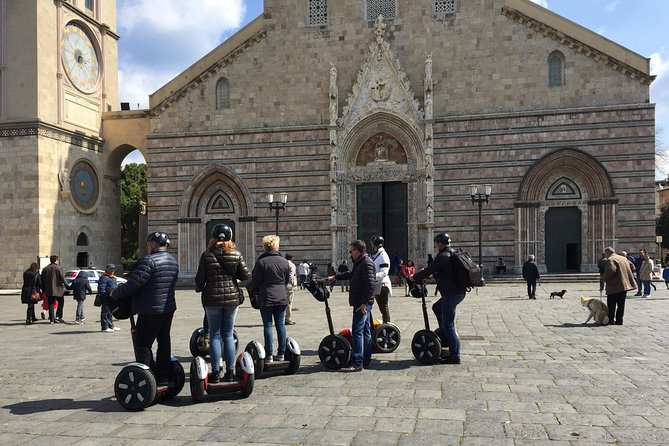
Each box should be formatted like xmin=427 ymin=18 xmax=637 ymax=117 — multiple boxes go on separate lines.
xmin=147 ymin=231 xmax=170 ymax=247
xmin=211 ymin=224 xmax=233 ymax=241
xmin=371 ymin=235 xmax=384 ymax=247
xmin=433 ymin=233 xmax=451 ymax=246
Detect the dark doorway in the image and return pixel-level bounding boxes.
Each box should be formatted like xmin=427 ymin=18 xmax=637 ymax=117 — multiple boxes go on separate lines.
xmin=356 ymin=182 xmax=407 ymax=261
xmin=76 ymin=252 xmax=89 ymax=268
xmin=206 ymin=219 xmax=236 ymax=242
xmin=545 ymin=207 xmax=581 ymax=272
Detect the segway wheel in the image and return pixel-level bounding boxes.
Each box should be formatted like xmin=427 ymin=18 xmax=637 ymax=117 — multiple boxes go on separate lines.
xmin=373 ymin=323 xmax=401 ymax=353
xmin=411 ymin=329 xmax=442 ymax=365
xmin=284 ymin=349 xmax=301 ymax=375
xmin=318 ymin=334 xmax=351 ymax=370
xmin=244 ymin=341 xmax=265 ymax=378
xmin=165 ymin=357 xmax=185 ymax=399
xmin=114 ymin=364 xmax=156 ymax=411
xmin=189 ymin=360 xmax=206 ymax=403
xmin=239 ymin=370 xmax=254 ymax=398
xmin=189 ymin=327 xmax=207 ymax=358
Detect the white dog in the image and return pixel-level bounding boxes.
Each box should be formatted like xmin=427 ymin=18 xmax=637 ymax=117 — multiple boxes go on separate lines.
xmin=580 ymin=295 xmax=610 ymax=326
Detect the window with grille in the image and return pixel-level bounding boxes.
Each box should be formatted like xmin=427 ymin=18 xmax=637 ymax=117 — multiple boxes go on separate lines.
xmin=435 ymin=0 xmax=455 ymax=14
xmin=366 ymin=0 xmax=396 ymax=20
xmin=216 ymin=78 xmax=230 ymax=110
xmin=548 ymin=51 xmax=565 ymax=87
xmin=308 ymin=0 xmax=328 ymax=25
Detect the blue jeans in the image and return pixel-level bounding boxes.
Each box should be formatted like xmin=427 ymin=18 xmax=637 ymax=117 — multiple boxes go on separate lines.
xmin=260 ymin=305 xmax=287 ymax=357
xmin=642 ymin=280 xmax=651 ymax=295
xmin=432 ymin=293 xmax=466 ymax=359
xmin=350 ymin=304 xmax=372 ymax=368
xmin=205 ymin=306 xmax=238 ymax=373
xmin=100 ymin=300 xmax=114 ymax=330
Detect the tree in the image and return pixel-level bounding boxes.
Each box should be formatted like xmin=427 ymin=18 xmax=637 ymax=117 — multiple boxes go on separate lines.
xmin=656 ymin=201 xmax=669 ymax=250
xmin=120 ymin=163 xmax=147 ymax=261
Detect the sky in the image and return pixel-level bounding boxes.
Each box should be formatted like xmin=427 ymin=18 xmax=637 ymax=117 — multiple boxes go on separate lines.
xmin=117 ymin=0 xmax=669 ymax=172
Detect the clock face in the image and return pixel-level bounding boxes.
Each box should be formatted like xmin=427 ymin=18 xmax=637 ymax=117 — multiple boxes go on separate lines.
xmin=61 ymin=22 xmax=100 ymax=93
xmin=70 ymin=161 xmax=99 ymax=212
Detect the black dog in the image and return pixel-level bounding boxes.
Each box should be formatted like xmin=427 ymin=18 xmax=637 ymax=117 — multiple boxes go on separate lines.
xmin=549 ymin=289 xmax=567 ymax=299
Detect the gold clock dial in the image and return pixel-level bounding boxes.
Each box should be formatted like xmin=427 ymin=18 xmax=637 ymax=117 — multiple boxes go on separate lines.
xmin=61 ymin=22 xmax=100 ymax=93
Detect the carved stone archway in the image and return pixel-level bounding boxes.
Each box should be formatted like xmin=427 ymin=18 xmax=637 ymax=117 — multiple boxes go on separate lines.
xmin=178 ymin=164 xmax=255 ymax=277
xmin=515 ymin=148 xmax=617 ymax=272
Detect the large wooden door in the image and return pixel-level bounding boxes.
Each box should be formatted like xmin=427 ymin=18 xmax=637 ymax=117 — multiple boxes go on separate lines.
xmin=545 ymin=207 xmax=581 ymax=272
xmin=356 ymin=182 xmax=407 ymax=260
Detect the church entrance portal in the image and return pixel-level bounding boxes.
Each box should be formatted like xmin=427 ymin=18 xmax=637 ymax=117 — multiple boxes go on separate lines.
xmin=545 ymin=207 xmax=581 ymax=272
xmin=356 ymin=182 xmax=407 ymax=261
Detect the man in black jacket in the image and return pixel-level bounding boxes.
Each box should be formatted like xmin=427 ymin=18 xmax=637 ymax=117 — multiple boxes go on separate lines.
xmin=329 ymin=240 xmax=375 ymax=372
xmin=522 ymin=254 xmax=540 ymax=300
xmin=111 ymin=232 xmax=178 ymax=386
xmin=410 ymin=233 xmax=466 ymax=365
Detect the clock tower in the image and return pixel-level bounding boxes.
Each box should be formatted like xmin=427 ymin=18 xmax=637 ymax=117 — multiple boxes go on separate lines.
xmin=0 ymin=0 xmax=120 ymax=287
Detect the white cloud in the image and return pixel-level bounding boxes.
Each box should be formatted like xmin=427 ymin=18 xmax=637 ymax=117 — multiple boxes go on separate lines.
xmin=117 ymin=0 xmax=247 ymax=109
xmin=529 ymin=0 xmax=549 ymax=7
xmin=651 ymin=51 xmax=669 ymax=133
xmin=605 ymin=1 xmax=621 ymax=13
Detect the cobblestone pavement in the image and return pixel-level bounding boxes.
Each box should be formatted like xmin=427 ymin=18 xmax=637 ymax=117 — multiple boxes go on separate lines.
xmin=1 ymin=282 xmax=668 ymax=445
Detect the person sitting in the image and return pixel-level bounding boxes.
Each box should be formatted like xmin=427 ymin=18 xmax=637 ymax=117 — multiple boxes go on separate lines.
xmin=495 ymin=257 xmax=506 ymax=274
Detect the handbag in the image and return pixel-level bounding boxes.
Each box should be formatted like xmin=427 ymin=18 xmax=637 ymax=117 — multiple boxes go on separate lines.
xmin=30 ymin=274 xmax=42 ymax=302
xmin=93 ymin=293 xmax=104 ymax=307
xmin=30 ymin=289 xmax=42 ymax=302
xmin=214 ymin=254 xmax=245 ymax=306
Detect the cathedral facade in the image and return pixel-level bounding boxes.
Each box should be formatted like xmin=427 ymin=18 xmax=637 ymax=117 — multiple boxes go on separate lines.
xmin=143 ymin=0 xmax=655 ymax=281
xmin=0 ymin=0 xmax=656 ymax=287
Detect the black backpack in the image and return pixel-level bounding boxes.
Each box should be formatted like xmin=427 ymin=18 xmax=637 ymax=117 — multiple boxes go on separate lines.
xmin=450 ymin=248 xmax=480 ymax=291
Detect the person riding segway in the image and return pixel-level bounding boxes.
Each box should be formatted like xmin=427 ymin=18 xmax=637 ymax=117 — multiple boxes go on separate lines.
xmin=109 ymin=231 xmax=184 ymax=410
xmin=409 ymin=233 xmax=467 ymax=365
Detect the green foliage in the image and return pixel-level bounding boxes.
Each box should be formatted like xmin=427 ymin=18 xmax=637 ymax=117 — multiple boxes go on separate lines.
xmin=120 ymin=163 xmax=147 ymax=260
xmin=657 ymin=201 xmax=669 ymax=249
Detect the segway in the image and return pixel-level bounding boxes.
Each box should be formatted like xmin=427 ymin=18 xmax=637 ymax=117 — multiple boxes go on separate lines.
xmin=337 ymin=319 xmax=401 ymax=353
xmin=113 ymin=311 xmax=185 ymax=411
xmin=244 ymin=337 xmax=301 ymax=378
xmin=189 ymin=327 xmax=239 ymax=358
xmin=307 ymin=277 xmax=352 ymax=370
xmin=190 ymin=350 xmax=254 ymax=402
xmin=407 ymin=279 xmax=446 ymax=365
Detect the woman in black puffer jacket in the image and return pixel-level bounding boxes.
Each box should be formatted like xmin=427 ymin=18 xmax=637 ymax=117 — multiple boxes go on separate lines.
xmin=246 ymin=235 xmax=291 ymax=365
xmin=195 ymin=224 xmax=250 ymax=383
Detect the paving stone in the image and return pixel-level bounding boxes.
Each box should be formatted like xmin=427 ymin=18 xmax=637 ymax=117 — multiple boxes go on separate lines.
xmin=0 ymin=283 xmax=668 ymax=445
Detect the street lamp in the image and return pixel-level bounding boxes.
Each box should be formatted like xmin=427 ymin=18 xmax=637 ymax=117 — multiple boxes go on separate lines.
xmin=267 ymin=192 xmax=288 ymax=236
xmin=470 ymin=184 xmax=492 ymax=286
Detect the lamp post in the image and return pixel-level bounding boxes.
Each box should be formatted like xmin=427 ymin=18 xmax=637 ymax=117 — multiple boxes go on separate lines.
xmin=267 ymin=192 xmax=288 ymax=236
xmin=469 ymin=184 xmax=492 ymax=286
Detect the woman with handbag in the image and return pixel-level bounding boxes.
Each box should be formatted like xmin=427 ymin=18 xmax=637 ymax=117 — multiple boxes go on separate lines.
xmin=21 ymin=262 xmax=42 ymax=325
xmin=194 ymin=224 xmax=250 ymax=383
xmin=246 ymin=235 xmax=291 ymax=366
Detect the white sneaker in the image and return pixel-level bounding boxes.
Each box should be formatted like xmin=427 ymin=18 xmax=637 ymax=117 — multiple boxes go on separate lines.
xmin=102 ymin=328 xmax=114 ymax=332
xmin=642 ymin=295 xmax=650 ymax=298
xmin=112 ymin=327 xmax=121 ymax=331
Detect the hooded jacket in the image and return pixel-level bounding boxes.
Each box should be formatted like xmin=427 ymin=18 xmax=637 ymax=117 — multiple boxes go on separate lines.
xmin=195 ymin=247 xmax=250 ymax=307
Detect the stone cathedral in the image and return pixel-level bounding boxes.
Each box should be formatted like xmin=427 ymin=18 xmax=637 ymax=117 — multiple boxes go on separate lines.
xmin=0 ymin=0 xmax=656 ymax=287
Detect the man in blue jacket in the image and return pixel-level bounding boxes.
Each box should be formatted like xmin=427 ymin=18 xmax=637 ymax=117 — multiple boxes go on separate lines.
xmin=111 ymin=232 xmax=178 ymax=386
xmin=329 ymin=240 xmax=375 ymax=372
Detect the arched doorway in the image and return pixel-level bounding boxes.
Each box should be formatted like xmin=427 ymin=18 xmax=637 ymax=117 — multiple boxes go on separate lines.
xmin=178 ymin=164 xmax=255 ymax=278
xmin=515 ymin=149 xmax=616 ymax=273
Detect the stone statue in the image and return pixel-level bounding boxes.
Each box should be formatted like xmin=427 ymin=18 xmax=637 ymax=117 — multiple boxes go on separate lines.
xmin=375 ymin=138 xmax=388 ymax=161
xmin=374 ymin=15 xmax=386 ymax=43
xmin=58 ymin=167 xmax=70 ymax=192
xmin=425 ymin=54 xmax=432 ymax=80
xmin=371 ymin=78 xmax=391 ymax=102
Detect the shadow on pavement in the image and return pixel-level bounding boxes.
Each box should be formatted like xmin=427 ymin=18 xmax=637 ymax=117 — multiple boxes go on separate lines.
xmin=544 ymin=323 xmax=589 ymax=328
xmin=3 ymin=397 xmax=124 ymax=414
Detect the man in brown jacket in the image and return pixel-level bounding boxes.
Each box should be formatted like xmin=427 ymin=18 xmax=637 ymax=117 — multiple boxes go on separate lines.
xmin=602 ymin=247 xmax=636 ymax=325
xmin=40 ymin=255 xmax=68 ymax=324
